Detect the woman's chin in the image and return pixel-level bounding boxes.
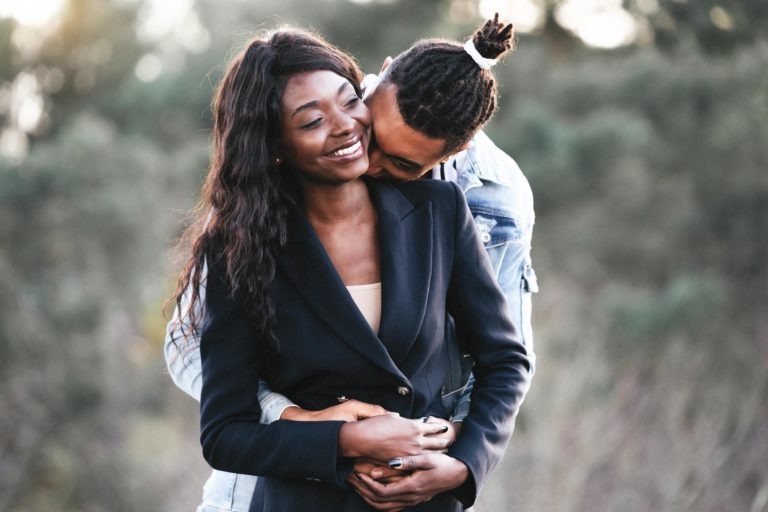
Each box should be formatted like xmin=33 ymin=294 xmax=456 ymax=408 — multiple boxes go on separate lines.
xmin=327 ymin=157 xmax=370 ymax=182
xmin=298 ymin=158 xmax=370 ymax=185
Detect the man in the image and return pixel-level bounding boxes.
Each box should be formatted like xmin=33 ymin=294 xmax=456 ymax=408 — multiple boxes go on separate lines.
xmin=166 ymin=17 xmax=536 ymax=511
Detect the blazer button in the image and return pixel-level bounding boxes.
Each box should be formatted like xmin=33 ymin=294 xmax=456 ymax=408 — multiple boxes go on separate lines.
xmin=397 ymin=386 xmax=410 ymax=396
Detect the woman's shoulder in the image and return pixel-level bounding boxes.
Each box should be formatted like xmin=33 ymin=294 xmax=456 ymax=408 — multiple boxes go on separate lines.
xmin=386 ymin=178 xmax=461 ymax=206
xmin=367 ymin=178 xmax=464 ymax=226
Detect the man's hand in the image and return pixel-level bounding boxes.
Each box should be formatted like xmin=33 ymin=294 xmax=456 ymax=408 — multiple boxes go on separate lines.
xmin=280 ymin=399 xmax=388 ymax=422
xmin=347 ymin=453 xmax=469 ymax=511
xmin=351 ymin=417 xmax=460 ymax=486
xmin=419 ymin=416 xmax=458 ymax=446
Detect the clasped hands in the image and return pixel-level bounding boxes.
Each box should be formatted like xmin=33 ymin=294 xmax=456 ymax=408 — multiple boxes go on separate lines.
xmin=281 ymin=399 xmax=468 ymax=511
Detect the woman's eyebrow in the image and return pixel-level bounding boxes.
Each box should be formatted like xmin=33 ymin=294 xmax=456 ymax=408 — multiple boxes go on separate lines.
xmin=291 ymin=100 xmax=318 ymax=118
xmin=291 ymin=83 xmax=351 ymax=118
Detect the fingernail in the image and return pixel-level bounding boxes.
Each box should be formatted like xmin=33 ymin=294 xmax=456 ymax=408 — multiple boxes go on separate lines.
xmin=354 ymin=471 xmax=363 ymax=481
xmin=370 ymin=468 xmax=383 ymax=478
xmin=388 ymin=458 xmax=403 ymax=468
xmin=440 ymin=425 xmax=449 ymax=433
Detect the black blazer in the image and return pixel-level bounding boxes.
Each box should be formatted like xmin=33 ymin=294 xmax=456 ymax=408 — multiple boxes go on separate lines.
xmin=199 ymin=179 xmax=532 ymax=512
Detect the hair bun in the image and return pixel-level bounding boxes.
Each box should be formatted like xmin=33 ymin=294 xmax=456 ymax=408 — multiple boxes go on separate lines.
xmin=472 ymin=13 xmax=516 ymax=61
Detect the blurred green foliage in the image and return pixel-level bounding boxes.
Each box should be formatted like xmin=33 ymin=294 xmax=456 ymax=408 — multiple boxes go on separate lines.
xmin=1 ymin=0 xmax=766 ymax=511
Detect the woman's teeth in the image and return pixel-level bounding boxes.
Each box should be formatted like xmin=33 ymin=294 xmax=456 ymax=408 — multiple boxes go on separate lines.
xmin=328 ymin=140 xmax=361 ymax=157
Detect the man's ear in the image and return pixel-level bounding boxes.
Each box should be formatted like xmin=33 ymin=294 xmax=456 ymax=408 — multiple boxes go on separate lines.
xmin=446 ymin=140 xmax=472 ymax=157
xmin=456 ymin=141 xmax=472 ymax=152
xmin=379 ymin=56 xmax=393 ymax=74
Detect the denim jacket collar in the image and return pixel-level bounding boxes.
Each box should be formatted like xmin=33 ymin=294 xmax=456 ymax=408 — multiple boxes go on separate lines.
xmin=457 ymin=131 xmax=522 ymax=189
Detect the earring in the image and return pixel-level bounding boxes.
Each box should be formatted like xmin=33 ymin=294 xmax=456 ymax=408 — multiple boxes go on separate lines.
xmin=274 ymin=157 xmax=282 ymax=166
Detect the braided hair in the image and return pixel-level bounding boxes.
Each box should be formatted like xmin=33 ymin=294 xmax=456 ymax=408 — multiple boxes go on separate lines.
xmin=381 ymin=14 xmax=516 ymax=155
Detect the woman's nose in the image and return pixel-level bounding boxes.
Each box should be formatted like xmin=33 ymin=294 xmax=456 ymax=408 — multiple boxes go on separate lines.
xmin=330 ymin=109 xmax=356 ymax=135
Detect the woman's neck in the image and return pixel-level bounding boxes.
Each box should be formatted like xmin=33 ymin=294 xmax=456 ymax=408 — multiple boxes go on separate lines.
xmin=302 ymin=179 xmax=373 ymax=226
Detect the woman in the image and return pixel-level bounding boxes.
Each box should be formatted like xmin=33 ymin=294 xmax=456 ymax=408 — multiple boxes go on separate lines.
xmin=172 ymin=27 xmax=530 ymax=512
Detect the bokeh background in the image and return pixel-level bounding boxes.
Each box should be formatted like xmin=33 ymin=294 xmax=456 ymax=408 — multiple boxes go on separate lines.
xmin=1 ymin=0 xmax=766 ymax=510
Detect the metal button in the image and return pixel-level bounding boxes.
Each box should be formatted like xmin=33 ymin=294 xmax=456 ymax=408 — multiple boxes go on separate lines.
xmin=397 ymin=386 xmax=410 ymax=396
xmin=337 ymin=395 xmax=349 ymax=403
xmin=481 ymin=232 xmax=491 ymax=243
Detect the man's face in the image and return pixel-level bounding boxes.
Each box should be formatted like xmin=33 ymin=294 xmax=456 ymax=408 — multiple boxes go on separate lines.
xmin=364 ymin=83 xmax=447 ymax=181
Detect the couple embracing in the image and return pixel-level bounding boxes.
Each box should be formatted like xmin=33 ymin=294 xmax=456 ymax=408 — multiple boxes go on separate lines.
xmin=166 ymin=14 xmax=537 ymax=512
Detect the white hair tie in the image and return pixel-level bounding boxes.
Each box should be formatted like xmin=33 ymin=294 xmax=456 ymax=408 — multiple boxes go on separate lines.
xmin=463 ymin=39 xmax=497 ymax=70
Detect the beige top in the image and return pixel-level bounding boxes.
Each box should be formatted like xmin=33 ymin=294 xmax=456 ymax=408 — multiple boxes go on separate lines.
xmin=346 ymin=282 xmax=382 ymax=333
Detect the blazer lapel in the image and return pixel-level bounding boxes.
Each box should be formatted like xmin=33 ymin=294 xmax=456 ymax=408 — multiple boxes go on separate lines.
xmin=277 ymin=180 xmax=433 ymax=378
xmin=278 ymin=201 xmax=406 ymax=380
xmin=370 ymin=181 xmax=433 ymax=365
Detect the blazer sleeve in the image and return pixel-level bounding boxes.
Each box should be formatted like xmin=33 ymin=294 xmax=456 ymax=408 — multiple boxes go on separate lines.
xmin=198 ymin=251 xmax=347 ymax=484
xmin=444 ymin=182 xmax=533 ymax=507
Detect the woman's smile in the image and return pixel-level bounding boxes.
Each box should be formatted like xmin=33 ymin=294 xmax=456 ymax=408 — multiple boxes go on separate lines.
xmin=326 ymin=137 xmax=364 ymax=160
xmin=280 ymin=70 xmax=372 ymax=184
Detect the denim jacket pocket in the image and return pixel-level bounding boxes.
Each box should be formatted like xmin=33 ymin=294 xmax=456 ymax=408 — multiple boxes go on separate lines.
xmin=471 ymin=211 xmax=523 ymax=248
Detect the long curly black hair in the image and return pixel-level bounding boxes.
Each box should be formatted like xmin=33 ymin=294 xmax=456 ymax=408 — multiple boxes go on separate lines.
xmin=382 ymin=14 xmax=516 ymax=155
xmin=171 ymin=29 xmax=363 ymax=354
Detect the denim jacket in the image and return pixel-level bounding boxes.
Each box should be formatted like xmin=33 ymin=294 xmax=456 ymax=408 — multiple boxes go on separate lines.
xmin=460 ymin=131 xmax=537 ymax=361
xmin=164 ymin=130 xmax=536 ymax=512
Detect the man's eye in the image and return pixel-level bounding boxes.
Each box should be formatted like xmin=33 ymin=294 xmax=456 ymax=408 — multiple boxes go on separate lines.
xmin=394 ymin=160 xmax=418 ymax=172
xmin=300 ymin=118 xmax=322 ymax=129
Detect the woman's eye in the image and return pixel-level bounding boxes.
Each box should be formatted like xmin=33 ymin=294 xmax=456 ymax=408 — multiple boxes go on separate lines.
xmin=300 ymin=118 xmax=322 ymax=129
xmin=346 ymin=96 xmax=360 ymax=107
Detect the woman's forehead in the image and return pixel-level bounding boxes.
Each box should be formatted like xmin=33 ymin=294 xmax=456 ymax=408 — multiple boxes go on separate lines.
xmin=282 ymin=70 xmax=351 ymax=106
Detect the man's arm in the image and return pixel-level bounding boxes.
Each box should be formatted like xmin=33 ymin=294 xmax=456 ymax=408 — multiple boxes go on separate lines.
xmin=163 ymin=262 xmax=297 ymax=423
xmin=449 ymin=181 xmax=536 ymax=424
xmin=493 ymin=215 xmax=537 ymax=369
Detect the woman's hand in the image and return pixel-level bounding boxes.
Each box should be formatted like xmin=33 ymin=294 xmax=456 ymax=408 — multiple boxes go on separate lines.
xmin=347 ymin=453 xmax=469 ymax=511
xmin=351 ymin=418 xmax=459 ymax=486
xmin=279 ymin=399 xmax=388 ymax=422
xmin=339 ymin=415 xmax=453 ymax=460
xmin=352 ymin=458 xmax=410 ymax=485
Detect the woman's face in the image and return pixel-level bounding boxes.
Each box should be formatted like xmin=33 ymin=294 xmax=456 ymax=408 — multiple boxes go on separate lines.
xmin=279 ymin=70 xmax=371 ymax=184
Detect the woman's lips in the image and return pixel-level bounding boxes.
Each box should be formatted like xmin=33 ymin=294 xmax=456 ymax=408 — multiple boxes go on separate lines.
xmin=324 ymin=137 xmax=365 ymax=162
xmin=327 ymin=139 xmax=362 ymax=158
